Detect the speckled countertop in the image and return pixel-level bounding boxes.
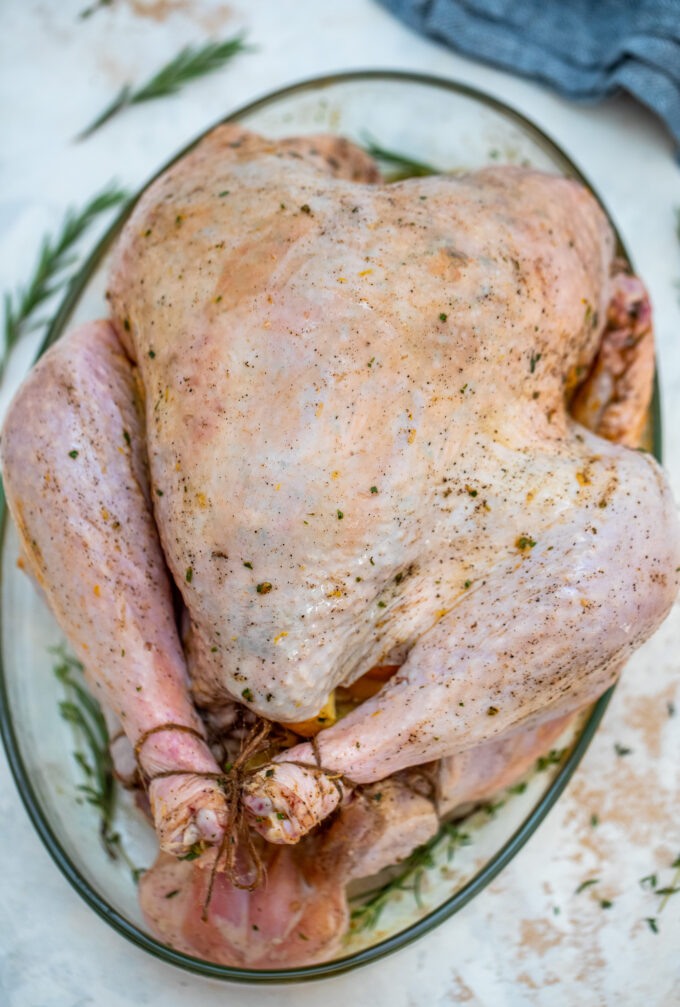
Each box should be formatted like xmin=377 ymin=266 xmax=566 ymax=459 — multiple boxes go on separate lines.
xmin=1 ymin=2 xmax=679 ymax=1005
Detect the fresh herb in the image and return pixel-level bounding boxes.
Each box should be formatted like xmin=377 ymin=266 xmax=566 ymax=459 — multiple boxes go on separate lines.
xmin=164 ymin=889 xmax=180 ymax=899
xmin=52 ymin=645 xmax=143 ymax=882
xmin=2 ymin=184 xmax=128 ymax=376
xmin=599 ymin=899 xmax=613 ymax=909
xmin=123 ymin=430 xmax=131 ymax=446
xmin=77 ymin=34 xmax=250 ymax=140
xmin=640 ymin=874 xmax=658 ymax=889
xmin=256 ymin=582 xmax=272 ymax=594
xmin=276 ymin=811 xmax=287 ymax=820
xmin=300 ymin=204 xmax=312 ymax=215
xmin=370 ymin=486 xmax=378 ymax=494
xmin=614 ymin=742 xmax=632 ymax=757
xmin=350 ymin=822 xmax=471 ymax=931
xmin=575 ymin=878 xmax=599 ymax=894
xmin=590 ymin=813 xmax=599 ymax=827
xmin=377 ymin=600 xmax=386 ymax=608
xmin=529 ymin=352 xmax=542 ymax=374
xmin=646 ymin=916 xmax=659 ymax=933
xmin=68 ymin=450 xmax=79 ymax=459
xmin=536 ymin=748 xmax=565 ymax=771
xmin=361 ymin=135 xmax=439 ymax=178
xmin=516 ymin=536 xmax=537 ymax=550
xmin=79 ymin=0 xmax=112 ymax=18
xmin=509 ymin=781 xmax=527 ymax=795
xmin=439 ymin=312 xmax=447 ymax=322
xmin=185 ymin=567 xmax=193 ymax=583
xmin=243 ymin=561 xmax=253 ymax=569
xmin=242 ymin=687 xmax=254 ymax=702
xmin=148 ymin=349 xmax=156 ymax=359
xmin=487 ymin=706 xmax=499 ymax=716
xmin=337 ymin=509 xmax=344 ymax=520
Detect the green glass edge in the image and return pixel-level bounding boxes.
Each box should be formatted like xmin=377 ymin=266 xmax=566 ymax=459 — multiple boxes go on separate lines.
xmin=0 ymin=69 xmax=663 ymax=984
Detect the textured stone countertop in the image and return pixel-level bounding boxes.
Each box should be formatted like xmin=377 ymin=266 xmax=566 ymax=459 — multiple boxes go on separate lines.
xmin=1 ymin=2 xmax=679 ymax=1005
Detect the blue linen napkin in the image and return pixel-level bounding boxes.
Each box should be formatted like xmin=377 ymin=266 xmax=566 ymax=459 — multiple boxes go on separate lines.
xmin=378 ymin=0 xmax=680 ymax=153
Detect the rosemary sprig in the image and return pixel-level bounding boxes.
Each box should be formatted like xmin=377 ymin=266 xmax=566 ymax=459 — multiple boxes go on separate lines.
xmin=2 ymin=184 xmax=128 ymax=378
xmin=349 ymin=821 xmax=471 ymax=932
xmin=361 ymin=134 xmax=439 ymax=179
xmin=77 ymin=34 xmax=250 ymax=140
xmin=53 ymin=645 xmax=144 ymax=883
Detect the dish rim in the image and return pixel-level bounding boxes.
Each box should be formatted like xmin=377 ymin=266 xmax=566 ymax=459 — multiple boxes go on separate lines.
xmin=0 ymin=68 xmax=662 ymax=984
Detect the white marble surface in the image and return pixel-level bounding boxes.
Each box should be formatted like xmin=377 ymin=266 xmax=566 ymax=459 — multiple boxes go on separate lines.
xmin=1 ymin=2 xmax=680 ymax=1004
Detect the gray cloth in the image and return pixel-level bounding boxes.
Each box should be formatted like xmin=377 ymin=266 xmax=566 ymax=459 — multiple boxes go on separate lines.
xmin=379 ymin=0 xmax=680 ymax=153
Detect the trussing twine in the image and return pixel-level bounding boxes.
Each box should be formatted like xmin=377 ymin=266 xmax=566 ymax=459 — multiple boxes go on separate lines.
xmin=132 ymin=715 xmax=365 ymax=916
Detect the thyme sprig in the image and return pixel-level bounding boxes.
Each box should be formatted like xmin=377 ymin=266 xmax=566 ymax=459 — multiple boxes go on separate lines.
xmin=2 ymin=184 xmax=128 ymax=378
xmin=360 ymin=135 xmax=439 ymax=179
xmin=53 ymin=645 xmax=144 ymax=883
xmin=349 ymin=822 xmax=471 ymax=932
xmin=77 ymin=34 xmax=250 ymax=140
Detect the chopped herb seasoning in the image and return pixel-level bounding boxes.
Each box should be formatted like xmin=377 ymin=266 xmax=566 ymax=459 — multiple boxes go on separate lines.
xmin=373 ymin=792 xmax=382 ymax=801
xmin=337 ymin=510 xmax=344 ymax=519
xmin=377 ymin=600 xmax=386 ymax=608
xmin=175 ymin=215 xmax=183 ymax=225
xmin=144 ymin=229 xmax=152 ymax=237
xmin=123 ymin=430 xmax=131 ymax=446
xmin=510 ymin=781 xmax=527 ymax=795
xmin=276 ymin=811 xmax=286 ymax=820
xmin=529 ymin=351 xmax=541 ymax=373
xmin=164 ymin=889 xmax=180 ymax=899
xmin=368 ymin=356 xmax=375 ymax=367
xmin=646 ymin=917 xmax=659 ymax=934
xmin=185 ymin=567 xmax=193 ymax=582
xmin=68 ymin=450 xmax=79 ymax=459
xmin=439 ymin=312 xmax=447 ymax=322
xmin=256 ymin=582 xmax=272 ymax=594
xmin=464 ymin=580 xmax=472 ymax=589
xmin=487 ymin=706 xmax=499 ymax=716
xmin=590 ymin=814 xmax=599 ymax=827
xmin=252 ymin=924 xmax=259 ymax=931
xmin=516 ymin=535 xmax=536 ymax=550
xmin=298 ymin=932 xmax=309 ymax=940
xmin=218 ymin=190 xmax=230 ymax=197
xmin=614 ymin=742 xmax=632 ymax=756
xmin=370 ymin=486 xmax=378 ymax=493
xmin=242 ymin=687 xmax=254 ymax=702
xmin=640 ymin=874 xmax=657 ymax=889
xmin=156 ymin=489 xmax=163 ymax=497
xmin=599 ymin=899 xmax=613 ymax=909
xmin=300 ymin=204 xmax=311 ymax=214
xmin=210 ymin=646 xmax=218 ymax=653
xmin=265 ymin=768 xmax=275 ymax=778
xmin=243 ymin=561 xmax=253 ymax=569
xmin=123 ymin=318 xmax=130 ymax=331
